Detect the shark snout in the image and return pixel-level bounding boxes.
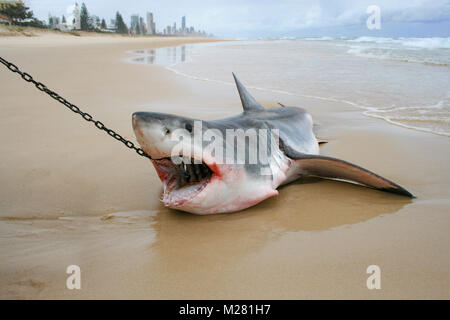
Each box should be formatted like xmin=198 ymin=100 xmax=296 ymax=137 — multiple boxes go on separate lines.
xmin=132 ymin=112 xmax=139 ymax=126
xmin=132 ymin=112 xmax=153 ymax=130
xmin=132 ymin=112 xmax=166 ymax=138
xmin=131 ymin=112 xmax=144 ymax=134
xmin=132 ymin=111 xmax=197 ymax=160
xmin=131 ymin=112 xmax=148 ymax=140
xmin=131 ymin=112 xmax=165 ymax=156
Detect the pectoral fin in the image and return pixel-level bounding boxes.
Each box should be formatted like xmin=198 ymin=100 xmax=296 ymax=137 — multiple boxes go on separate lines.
xmin=287 ymin=151 xmax=413 ymax=197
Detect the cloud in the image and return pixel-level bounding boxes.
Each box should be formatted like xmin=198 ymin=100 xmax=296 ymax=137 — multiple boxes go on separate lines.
xmin=24 ymin=0 xmax=450 ymax=37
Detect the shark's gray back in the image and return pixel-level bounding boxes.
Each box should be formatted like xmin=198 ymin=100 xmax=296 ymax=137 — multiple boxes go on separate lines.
xmin=205 ymin=106 xmax=317 ymax=156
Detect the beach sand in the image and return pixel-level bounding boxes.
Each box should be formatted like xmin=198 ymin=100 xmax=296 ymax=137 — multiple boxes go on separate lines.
xmin=0 ymin=33 xmax=449 ymax=299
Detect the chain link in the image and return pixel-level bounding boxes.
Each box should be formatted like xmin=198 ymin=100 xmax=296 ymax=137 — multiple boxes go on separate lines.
xmin=0 ymin=56 xmax=151 ymax=160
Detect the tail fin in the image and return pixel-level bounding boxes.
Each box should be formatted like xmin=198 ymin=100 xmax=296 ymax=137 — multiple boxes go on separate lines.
xmin=290 ymin=153 xmax=413 ymax=197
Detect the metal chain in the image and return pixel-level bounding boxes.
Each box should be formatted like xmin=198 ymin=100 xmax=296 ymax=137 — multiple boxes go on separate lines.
xmin=0 ymin=56 xmax=151 ymax=159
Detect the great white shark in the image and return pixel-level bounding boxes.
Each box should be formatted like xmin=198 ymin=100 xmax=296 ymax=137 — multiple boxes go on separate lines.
xmin=132 ymin=74 xmax=413 ymax=214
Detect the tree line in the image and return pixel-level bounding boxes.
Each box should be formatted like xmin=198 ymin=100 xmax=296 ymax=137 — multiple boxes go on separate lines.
xmin=0 ymin=1 xmax=45 ymax=28
xmin=74 ymin=3 xmax=128 ymax=34
xmin=0 ymin=1 xmax=129 ymax=35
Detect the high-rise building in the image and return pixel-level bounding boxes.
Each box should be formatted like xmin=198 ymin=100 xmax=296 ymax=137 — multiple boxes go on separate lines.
xmin=181 ymin=16 xmax=186 ymax=31
xmin=72 ymin=3 xmax=80 ymax=30
xmin=173 ymin=22 xmax=176 ymax=34
xmin=130 ymin=14 xmax=139 ymax=33
xmin=146 ymin=12 xmax=155 ymax=35
xmin=147 ymin=12 xmax=153 ymax=34
xmin=139 ymin=16 xmax=146 ymax=34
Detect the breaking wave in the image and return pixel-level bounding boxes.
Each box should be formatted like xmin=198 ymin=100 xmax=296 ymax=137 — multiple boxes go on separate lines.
xmin=137 ymin=40 xmax=450 ymax=137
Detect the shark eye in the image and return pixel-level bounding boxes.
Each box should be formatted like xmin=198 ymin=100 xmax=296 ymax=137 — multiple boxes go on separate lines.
xmin=185 ymin=123 xmax=193 ymax=133
xmin=164 ymin=128 xmax=171 ymax=135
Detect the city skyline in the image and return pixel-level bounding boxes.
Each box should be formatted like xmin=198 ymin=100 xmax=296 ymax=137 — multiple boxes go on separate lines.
xmin=23 ymin=0 xmax=450 ymax=38
xmin=44 ymin=2 xmax=209 ymax=36
xmin=24 ymin=0 xmax=211 ymax=36
xmin=129 ymin=12 xmax=206 ymax=36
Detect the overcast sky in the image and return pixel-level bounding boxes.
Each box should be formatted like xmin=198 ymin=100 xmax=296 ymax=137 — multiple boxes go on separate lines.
xmin=23 ymin=0 xmax=450 ymax=38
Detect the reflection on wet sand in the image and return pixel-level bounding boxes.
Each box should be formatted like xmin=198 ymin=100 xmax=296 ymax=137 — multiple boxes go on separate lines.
xmin=130 ymin=45 xmax=187 ymax=66
xmin=0 ymin=178 xmax=410 ymax=299
xmin=151 ymin=178 xmax=411 ymax=253
xmin=132 ymin=179 xmax=411 ymax=298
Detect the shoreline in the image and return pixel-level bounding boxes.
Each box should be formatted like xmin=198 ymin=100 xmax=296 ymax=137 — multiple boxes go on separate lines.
xmin=0 ymin=34 xmax=448 ymax=299
xmin=165 ymin=56 xmax=450 ymax=138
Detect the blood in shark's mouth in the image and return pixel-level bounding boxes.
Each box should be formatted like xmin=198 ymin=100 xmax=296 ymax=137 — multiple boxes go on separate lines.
xmin=151 ymin=157 xmax=214 ymax=207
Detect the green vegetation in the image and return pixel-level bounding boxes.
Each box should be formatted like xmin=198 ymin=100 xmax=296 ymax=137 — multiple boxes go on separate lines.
xmin=0 ymin=1 xmax=45 ymax=28
xmin=80 ymin=2 xmax=90 ymax=31
xmin=115 ymin=12 xmax=128 ymax=34
xmin=0 ymin=2 xmax=162 ymax=36
xmin=0 ymin=1 xmax=32 ymax=23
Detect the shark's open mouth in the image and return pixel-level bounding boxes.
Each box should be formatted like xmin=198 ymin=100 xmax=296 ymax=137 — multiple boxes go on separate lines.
xmin=151 ymin=157 xmax=214 ymax=207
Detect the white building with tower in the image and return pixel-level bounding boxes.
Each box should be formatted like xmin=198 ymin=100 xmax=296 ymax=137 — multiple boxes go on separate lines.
xmin=72 ymin=3 xmax=80 ymax=30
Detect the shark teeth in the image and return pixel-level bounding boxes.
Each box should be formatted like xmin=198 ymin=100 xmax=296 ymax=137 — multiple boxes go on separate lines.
xmin=151 ymin=157 xmax=213 ymax=207
xmin=177 ymin=159 xmax=212 ymax=186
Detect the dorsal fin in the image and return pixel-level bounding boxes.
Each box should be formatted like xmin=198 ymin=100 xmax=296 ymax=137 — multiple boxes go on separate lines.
xmin=232 ymin=73 xmax=265 ymax=112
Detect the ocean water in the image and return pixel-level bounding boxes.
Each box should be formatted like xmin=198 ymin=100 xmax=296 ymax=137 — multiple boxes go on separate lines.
xmin=135 ymin=37 xmax=450 ymax=136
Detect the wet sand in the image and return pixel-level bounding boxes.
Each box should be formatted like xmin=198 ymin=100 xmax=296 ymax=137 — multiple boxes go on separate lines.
xmin=0 ymin=34 xmax=449 ymax=299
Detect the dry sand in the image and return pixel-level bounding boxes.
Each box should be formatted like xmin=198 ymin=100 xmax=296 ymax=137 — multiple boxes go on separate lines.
xmin=0 ymin=33 xmax=449 ymax=299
